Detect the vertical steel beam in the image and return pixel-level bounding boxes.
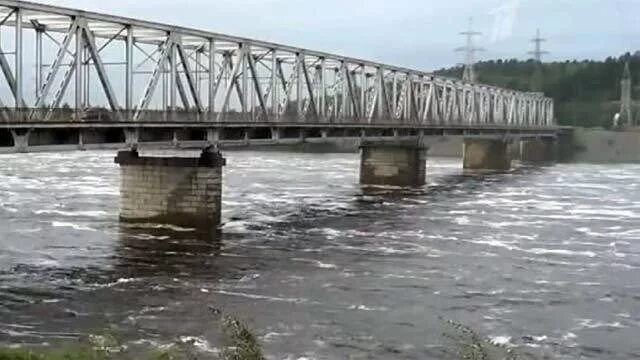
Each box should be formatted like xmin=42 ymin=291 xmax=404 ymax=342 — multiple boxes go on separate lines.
xmin=296 ymin=52 xmax=303 ymax=119
xmin=196 ymin=48 xmax=202 ymax=98
xmin=125 ymin=25 xmax=133 ymax=118
xmin=333 ymin=68 xmax=339 ymax=119
xmin=392 ymin=71 xmax=397 ymax=117
xmin=320 ymin=58 xmax=326 ymax=119
xmin=169 ymin=37 xmax=177 ymax=111
xmin=162 ymin=45 xmax=167 ymax=114
xmin=83 ymin=46 xmax=90 ymax=107
xmin=14 ymin=8 xmax=22 ymax=110
xmin=376 ymin=67 xmax=387 ymax=120
xmin=340 ymin=63 xmax=347 ymax=119
xmin=271 ymin=49 xmax=277 ymax=117
xmin=271 ymin=49 xmax=280 ymax=119
xmin=359 ymin=65 xmax=365 ymax=119
xmin=35 ymin=28 xmax=43 ymax=99
xmin=75 ymin=22 xmax=83 ymax=111
xmin=208 ymin=39 xmax=216 ymax=119
xmin=241 ymin=44 xmax=248 ymax=114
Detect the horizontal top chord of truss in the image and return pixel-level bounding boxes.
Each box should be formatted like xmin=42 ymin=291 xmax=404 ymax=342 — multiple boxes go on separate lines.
xmin=0 ymin=0 xmax=555 ymax=128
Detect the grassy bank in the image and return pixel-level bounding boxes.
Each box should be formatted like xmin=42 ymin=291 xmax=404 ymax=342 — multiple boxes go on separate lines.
xmin=0 ymin=317 xmax=540 ymax=360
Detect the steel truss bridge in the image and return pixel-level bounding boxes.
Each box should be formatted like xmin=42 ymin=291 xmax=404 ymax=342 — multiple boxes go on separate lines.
xmin=0 ymin=0 xmax=557 ymax=151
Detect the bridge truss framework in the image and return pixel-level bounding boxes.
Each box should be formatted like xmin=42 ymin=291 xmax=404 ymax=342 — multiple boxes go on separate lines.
xmin=0 ymin=0 xmax=554 ymax=129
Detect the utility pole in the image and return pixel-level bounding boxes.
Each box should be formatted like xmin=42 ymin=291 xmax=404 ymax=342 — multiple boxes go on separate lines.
xmin=528 ymin=29 xmax=548 ymax=92
xmin=619 ymin=61 xmax=634 ymax=128
xmin=456 ymin=18 xmax=483 ymax=83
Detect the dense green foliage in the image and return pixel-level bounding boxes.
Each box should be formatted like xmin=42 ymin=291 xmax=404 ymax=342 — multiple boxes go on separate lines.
xmin=435 ymin=53 xmax=640 ymax=127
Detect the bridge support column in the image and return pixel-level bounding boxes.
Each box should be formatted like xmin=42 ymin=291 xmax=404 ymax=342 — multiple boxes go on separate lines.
xmin=124 ymin=128 xmax=139 ymax=147
xmin=463 ymin=138 xmax=511 ymax=171
xmin=359 ymin=139 xmax=426 ymax=187
xmin=270 ymin=128 xmax=281 ymax=141
xmin=114 ymin=147 xmax=226 ymax=232
xmin=10 ymin=130 xmax=30 ymax=153
xmin=520 ymin=138 xmax=557 ymax=163
xmin=172 ymin=130 xmax=180 ymax=148
xmin=207 ymin=129 xmax=220 ymax=144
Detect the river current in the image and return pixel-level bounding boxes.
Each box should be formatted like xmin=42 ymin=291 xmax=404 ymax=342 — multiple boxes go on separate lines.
xmin=0 ymin=150 xmax=639 ymax=359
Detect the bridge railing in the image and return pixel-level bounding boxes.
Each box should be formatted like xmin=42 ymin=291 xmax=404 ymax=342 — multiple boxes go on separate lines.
xmin=0 ymin=0 xmax=555 ymax=128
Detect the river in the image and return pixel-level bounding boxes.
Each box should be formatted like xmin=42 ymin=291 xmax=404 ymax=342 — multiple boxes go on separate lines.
xmin=1 ymin=150 xmax=639 ymax=359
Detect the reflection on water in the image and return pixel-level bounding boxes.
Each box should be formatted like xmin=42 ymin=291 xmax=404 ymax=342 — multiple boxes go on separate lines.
xmin=1 ymin=151 xmax=640 ymax=359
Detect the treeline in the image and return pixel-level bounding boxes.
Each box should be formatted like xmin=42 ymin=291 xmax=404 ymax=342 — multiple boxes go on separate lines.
xmin=435 ymin=53 xmax=640 ymax=127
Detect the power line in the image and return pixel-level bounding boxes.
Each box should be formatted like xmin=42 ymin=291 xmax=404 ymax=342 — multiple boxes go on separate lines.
xmin=455 ymin=18 xmax=484 ymax=83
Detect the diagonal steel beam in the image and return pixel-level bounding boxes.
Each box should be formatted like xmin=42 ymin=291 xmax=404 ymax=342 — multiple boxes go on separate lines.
xmin=176 ymin=41 xmax=204 ymax=112
xmin=82 ymin=24 xmax=123 ymax=120
xmin=246 ymin=48 xmax=268 ymax=121
xmin=217 ymin=48 xmax=244 ymax=122
xmin=0 ymin=45 xmax=23 ymax=106
xmin=344 ymin=67 xmax=359 ymax=119
xmin=35 ymin=20 xmax=78 ymax=108
xmin=134 ymin=37 xmax=172 ymax=121
xmin=301 ymin=59 xmax=318 ymax=118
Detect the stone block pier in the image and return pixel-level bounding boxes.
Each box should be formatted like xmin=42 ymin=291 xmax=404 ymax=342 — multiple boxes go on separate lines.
xmin=114 ymin=147 xmax=226 ymax=231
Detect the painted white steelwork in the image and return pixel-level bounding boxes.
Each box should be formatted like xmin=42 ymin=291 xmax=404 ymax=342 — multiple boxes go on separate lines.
xmin=0 ymin=0 xmax=555 ymax=127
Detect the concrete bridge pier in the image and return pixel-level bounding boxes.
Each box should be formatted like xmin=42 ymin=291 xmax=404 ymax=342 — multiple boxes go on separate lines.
xmin=10 ymin=130 xmax=30 ymax=153
xmin=124 ymin=128 xmax=139 ymax=147
xmin=520 ymin=138 xmax=557 ymax=163
xmin=359 ymin=139 xmax=427 ymax=187
xmin=207 ymin=129 xmax=220 ymax=144
xmin=463 ymin=138 xmax=511 ymax=172
xmin=270 ymin=128 xmax=281 ymax=142
xmin=114 ymin=146 xmax=226 ymax=232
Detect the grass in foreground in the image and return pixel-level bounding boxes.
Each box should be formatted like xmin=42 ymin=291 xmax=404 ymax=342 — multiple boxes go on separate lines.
xmin=0 ymin=316 xmax=541 ymax=360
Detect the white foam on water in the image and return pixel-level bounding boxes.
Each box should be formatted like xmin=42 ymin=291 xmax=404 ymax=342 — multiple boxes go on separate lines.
xmin=526 ymin=248 xmax=597 ymax=258
xmin=214 ymin=290 xmax=311 ymax=304
xmin=575 ymin=319 xmax=627 ymax=330
xmin=292 ymin=258 xmax=338 ymax=269
xmin=570 ymin=208 xmax=637 ymax=218
xmin=51 ymin=221 xmax=96 ymax=232
xmin=262 ymin=331 xmax=294 ymax=342
xmin=13 ymin=227 xmax=42 ymax=234
xmin=178 ymin=336 xmax=219 ymax=353
xmin=221 ymin=220 xmax=251 ymax=234
xmin=489 ymin=335 xmax=512 ymax=346
xmin=35 ymin=209 xmax=111 ymax=217
xmin=348 ymin=304 xmax=388 ymax=312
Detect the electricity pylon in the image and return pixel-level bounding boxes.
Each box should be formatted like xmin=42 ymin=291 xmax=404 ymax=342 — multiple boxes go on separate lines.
xmin=528 ymin=29 xmax=548 ymax=92
xmin=619 ymin=61 xmax=634 ymax=127
xmin=456 ymin=18 xmax=484 ymax=83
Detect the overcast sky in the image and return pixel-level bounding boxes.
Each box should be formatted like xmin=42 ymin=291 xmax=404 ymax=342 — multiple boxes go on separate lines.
xmin=35 ymin=0 xmax=640 ymax=72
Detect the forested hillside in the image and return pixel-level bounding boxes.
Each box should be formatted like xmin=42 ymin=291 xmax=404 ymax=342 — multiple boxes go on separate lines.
xmin=435 ymin=54 xmax=640 ymax=127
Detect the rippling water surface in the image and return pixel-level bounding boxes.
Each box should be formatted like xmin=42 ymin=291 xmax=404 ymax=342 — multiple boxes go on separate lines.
xmin=1 ymin=150 xmax=639 ymax=359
